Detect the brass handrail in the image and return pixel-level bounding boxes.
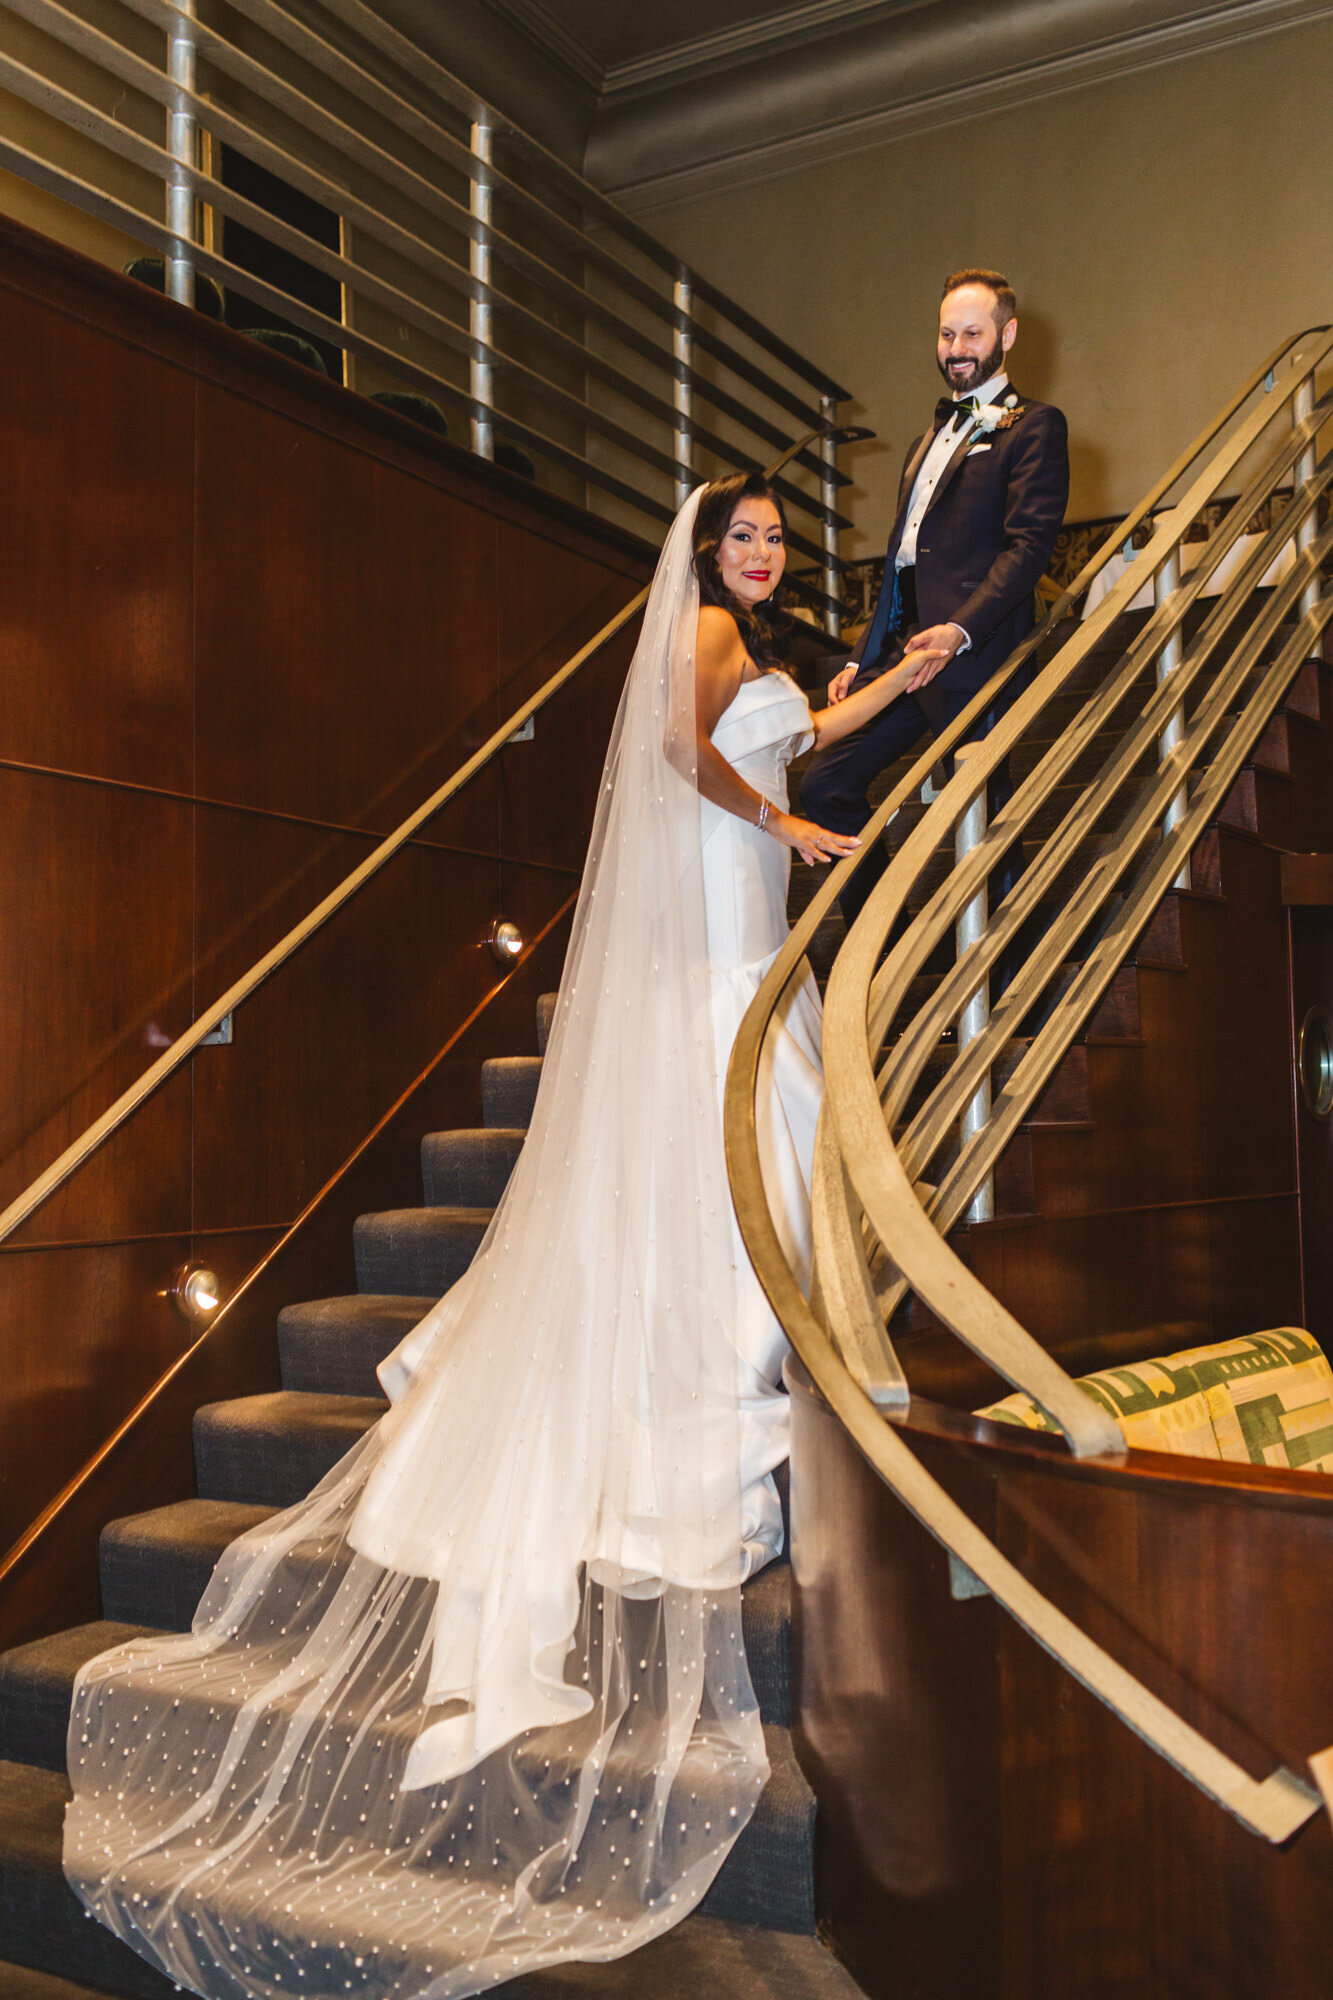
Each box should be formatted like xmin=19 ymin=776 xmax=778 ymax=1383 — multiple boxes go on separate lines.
xmin=725 ymin=332 xmax=1333 ymax=1842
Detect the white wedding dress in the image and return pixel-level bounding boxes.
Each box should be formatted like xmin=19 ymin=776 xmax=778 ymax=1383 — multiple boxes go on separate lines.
xmin=62 ymin=492 xmax=823 ymax=2000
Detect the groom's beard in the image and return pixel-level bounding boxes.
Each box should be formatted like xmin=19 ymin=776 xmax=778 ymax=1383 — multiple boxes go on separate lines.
xmin=938 ymin=331 xmax=1005 ymax=394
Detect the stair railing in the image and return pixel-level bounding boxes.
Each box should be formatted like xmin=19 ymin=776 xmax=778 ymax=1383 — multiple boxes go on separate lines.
xmin=0 ymin=0 xmax=855 ymax=621
xmin=726 ymin=330 xmax=1333 ymax=1844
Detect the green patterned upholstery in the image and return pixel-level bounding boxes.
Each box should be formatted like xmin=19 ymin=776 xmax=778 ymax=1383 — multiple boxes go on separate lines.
xmin=978 ymin=1327 xmax=1333 ymax=1470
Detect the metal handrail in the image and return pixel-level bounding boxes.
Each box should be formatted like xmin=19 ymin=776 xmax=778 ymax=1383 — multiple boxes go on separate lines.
xmin=725 ymin=333 xmax=1333 ymax=1843
xmin=0 ymin=0 xmax=854 ymax=600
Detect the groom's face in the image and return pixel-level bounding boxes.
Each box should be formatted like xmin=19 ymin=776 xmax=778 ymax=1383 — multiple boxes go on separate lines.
xmin=937 ymin=284 xmax=1015 ymax=395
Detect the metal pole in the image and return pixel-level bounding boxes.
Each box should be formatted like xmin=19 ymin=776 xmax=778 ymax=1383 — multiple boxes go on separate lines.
xmin=953 ymin=741 xmax=993 ymax=1225
xmin=820 ymin=393 xmax=841 ymax=639
xmin=672 ymin=269 xmax=693 ymax=509
xmin=1294 ymin=371 xmax=1320 ymax=623
xmin=470 ymin=119 xmax=494 ymax=460
xmin=1154 ymin=548 xmax=1190 ymax=890
xmin=165 ymin=0 xmax=197 ymax=306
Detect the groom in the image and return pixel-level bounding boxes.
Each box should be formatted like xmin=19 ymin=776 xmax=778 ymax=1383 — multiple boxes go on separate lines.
xmin=802 ymin=267 xmax=1069 ymax=924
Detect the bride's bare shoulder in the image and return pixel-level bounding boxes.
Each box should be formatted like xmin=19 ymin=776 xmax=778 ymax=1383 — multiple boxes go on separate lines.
xmin=696 ymin=604 xmax=746 ymax=673
xmin=696 ymin=603 xmax=740 ymax=644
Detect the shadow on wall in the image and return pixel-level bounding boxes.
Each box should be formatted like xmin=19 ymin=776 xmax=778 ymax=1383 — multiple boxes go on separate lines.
xmin=1019 ymin=308 xmax=1111 ymax=519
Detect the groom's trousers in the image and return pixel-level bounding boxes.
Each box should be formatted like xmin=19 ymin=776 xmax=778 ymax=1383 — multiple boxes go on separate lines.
xmin=800 ymin=669 xmax=1026 ymax=935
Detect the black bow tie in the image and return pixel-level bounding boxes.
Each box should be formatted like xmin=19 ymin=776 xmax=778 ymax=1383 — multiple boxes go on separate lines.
xmin=935 ymin=396 xmax=979 ymax=430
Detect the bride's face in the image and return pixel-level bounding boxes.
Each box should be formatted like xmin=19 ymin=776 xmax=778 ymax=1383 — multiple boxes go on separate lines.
xmin=717 ymin=497 xmax=785 ymax=607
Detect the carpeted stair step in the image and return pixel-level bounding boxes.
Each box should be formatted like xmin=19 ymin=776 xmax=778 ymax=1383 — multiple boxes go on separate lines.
xmin=277 ymin=1294 xmax=435 ymax=1397
xmin=2 ymin=1620 xmax=806 ymax=1909
xmin=482 ymin=1057 xmax=543 ymax=1129
xmin=89 ymin=1502 xmax=792 ymax=1727
xmin=700 ymin=1726 xmax=814 ymax=1933
xmin=0 ymin=1758 xmax=857 ymax=1999
xmin=0 ymin=1762 xmax=178 ymax=1999
xmin=98 ymin=1499 xmax=271 ymax=1629
xmin=421 ymin=1128 xmax=526 ymax=1207
xmin=192 ymin=1393 xmax=385 ymax=1508
xmin=354 ymin=1206 xmax=491 ymax=1295
xmin=0 ymin=1625 xmax=151 ymax=1774
xmin=740 ymin=1563 xmax=791 ymax=1729
xmin=536 ymin=993 xmax=556 ymax=1054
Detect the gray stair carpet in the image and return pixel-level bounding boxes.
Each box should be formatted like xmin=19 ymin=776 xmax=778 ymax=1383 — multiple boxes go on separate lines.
xmin=0 ymin=995 xmax=862 ymax=1998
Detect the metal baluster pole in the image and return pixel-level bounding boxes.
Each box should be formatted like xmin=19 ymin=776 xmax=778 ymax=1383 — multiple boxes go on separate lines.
xmin=673 ymin=269 xmax=693 ymax=508
xmin=820 ymin=394 xmax=841 ymax=639
xmin=953 ymin=741 xmax=994 ymax=1225
xmin=1154 ymin=548 xmax=1191 ymax=890
xmin=165 ymin=0 xmax=197 ymax=307
xmin=470 ymin=119 xmax=494 ymax=460
xmin=1294 ymin=370 xmax=1320 ymax=623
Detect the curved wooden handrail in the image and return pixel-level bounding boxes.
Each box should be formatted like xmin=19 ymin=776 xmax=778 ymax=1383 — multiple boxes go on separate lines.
xmin=725 ymin=333 xmax=1333 ymax=1842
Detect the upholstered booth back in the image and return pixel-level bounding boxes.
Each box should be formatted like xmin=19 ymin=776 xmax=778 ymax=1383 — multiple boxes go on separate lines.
xmin=979 ymin=1327 xmax=1333 ymax=1471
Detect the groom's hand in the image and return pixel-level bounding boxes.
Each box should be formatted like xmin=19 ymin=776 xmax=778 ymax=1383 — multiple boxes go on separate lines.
xmin=826 ymin=664 xmax=858 ymax=705
xmin=904 ymin=622 xmax=967 ymax=690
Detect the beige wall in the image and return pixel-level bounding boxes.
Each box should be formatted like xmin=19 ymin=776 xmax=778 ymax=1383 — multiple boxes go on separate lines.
xmin=650 ymin=18 xmax=1333 ymax=555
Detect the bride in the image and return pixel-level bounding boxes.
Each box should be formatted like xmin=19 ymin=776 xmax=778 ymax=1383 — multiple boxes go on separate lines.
xmin=63 ymin=474 xmax=943 ymax=1999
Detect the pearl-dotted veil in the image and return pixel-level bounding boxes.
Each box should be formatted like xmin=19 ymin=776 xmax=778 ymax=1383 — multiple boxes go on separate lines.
xmin=63 ymin=486 xmax=771 ymax=1998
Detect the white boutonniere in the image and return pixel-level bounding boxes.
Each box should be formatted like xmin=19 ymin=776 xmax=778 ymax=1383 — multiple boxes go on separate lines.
xmin=975 ymin=393 xmax=1023 ymax=434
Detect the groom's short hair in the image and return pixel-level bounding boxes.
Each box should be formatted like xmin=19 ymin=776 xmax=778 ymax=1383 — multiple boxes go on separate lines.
xmin=942 ymin=268 xmax=1016 ymax=327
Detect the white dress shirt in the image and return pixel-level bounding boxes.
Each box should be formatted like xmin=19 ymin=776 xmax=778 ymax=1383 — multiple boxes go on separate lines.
xmin=897 ymin=372 xmax=1010 ymax=570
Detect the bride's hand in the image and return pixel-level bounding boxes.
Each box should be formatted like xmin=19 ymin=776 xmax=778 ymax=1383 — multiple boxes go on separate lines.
xmin=895 ymin=645 xmax=950 ymax=695
xmin=768 ymin=811 xmax=862 ymax=867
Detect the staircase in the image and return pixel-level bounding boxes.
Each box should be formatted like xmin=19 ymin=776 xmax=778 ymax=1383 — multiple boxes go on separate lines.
xmin=0 ymin=994 xmax=863 ymax=2000
xmin=788 ymin=602 xmax=1332 ymax=1402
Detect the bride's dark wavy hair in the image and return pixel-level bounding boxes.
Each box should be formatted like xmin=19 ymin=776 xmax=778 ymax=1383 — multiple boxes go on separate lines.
xmin=691 ymin=472 xmax=793 ymax=673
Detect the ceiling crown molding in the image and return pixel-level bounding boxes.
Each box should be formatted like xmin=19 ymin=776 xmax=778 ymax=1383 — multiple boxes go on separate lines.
xmin=601 ymin=0 xmax=927 ymax=94
xmin=477 ymin=0 xmax=605 ymax=92
xmin=585 ymin=0 xmax=1333 ymax=211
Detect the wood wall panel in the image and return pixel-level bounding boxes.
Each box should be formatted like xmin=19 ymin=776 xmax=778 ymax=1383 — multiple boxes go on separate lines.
xmin=497 ymin=627 xmax=640 ymax=875
xmin=193 ymin=384 xmax=500 ymax=845
xmin=191 ymin=805 xmax=575 ymax=1230
xmin=0 ymin=769 xmax=194 ymax=1246
xmin=0 ymin=282 xmax=196 ymax=792
xmin=0 ymin=1236 xmax=203 ymax=1553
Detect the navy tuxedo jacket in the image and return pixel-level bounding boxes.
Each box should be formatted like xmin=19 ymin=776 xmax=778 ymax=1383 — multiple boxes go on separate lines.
xmin=852 ymin=391 xmax=1070 ymax=699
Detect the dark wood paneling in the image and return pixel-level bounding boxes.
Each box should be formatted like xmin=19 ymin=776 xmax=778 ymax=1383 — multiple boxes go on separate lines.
xmin=497 ymin=625 xmax=640 ymax=875
xmin=1282 ymin=852 xmax=1333 ymax=905
xmin=0 ymin=284 xmax=196 ymax=793
xmin=191 ymin=805 xmax=575 ymax=1230
xmin=0 ymin=1230 xmax=274 ymax=1555
xmin=0 ymin=770 xmax=194 ymax=1245
xmin=194 ymin=383 xmax=501 ymax=843
xmin=790 ymin=1366 xmax=1333 ymax=2000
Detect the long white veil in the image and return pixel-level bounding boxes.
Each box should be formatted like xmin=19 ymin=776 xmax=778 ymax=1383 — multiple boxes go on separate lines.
xmin=63 ymin=488 xmax=771 ymax=1997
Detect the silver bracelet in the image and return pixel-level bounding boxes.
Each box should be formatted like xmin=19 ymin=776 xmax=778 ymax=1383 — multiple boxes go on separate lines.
xmin=756 ymin=797 xmax=771 ymax=834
